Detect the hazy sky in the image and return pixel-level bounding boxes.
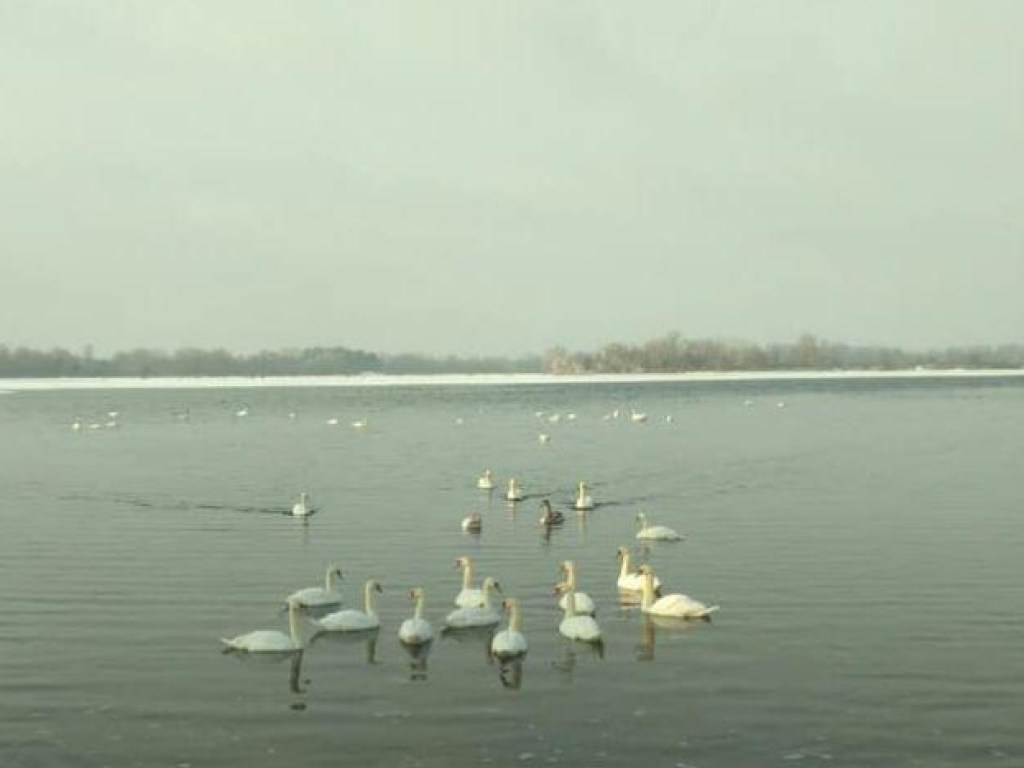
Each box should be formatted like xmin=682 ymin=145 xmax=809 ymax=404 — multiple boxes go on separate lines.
xmin=2 ymin=2 xmax=1021 ymax=356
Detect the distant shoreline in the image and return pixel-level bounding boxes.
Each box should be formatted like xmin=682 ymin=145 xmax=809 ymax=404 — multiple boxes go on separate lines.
xmin=2 ymin=368 xmax=1024 ymax=392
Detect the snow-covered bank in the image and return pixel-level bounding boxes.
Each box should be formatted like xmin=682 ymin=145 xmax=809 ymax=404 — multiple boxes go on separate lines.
xmin=2 ymin=368 xmax=1023 ymax=392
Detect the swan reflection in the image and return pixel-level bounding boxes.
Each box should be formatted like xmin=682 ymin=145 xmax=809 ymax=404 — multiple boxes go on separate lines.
xmin=441 ymin=623 xmax=497 ymax=663
xmin=311 ymin=626 xmax=380 ymax=664
xmin=497 ymin=658 xmax=524 ymax=690
xmin=636 ymin=613 xmax=700 ymax=662
xmin=223 ymin=648 xmax=310 ymax=710
xmin=551 ymin=640 xmax=604 ymax=682
xmin=400 ymin=639 xmax=432 ymax=681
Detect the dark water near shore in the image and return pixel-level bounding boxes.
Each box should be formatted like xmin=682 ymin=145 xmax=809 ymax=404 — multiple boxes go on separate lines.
xmin=1 ymin=376 xmax=1022 ymax=767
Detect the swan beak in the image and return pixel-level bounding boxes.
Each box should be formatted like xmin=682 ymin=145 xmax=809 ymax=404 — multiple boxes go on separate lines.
xmin=375 ymin=583 xmax=384 ymax=593
xmin=493 ymin=582 xmax=503 ymax=593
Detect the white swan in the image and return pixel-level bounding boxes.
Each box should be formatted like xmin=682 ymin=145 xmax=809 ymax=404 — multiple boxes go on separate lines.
xmin=315 ymin=580 xmax=382 ymax=632
xmin=556 ymin=560 xmax=596 ymax=616
xmin=399 ymin=587 xmax=434 ymax=645
xmin=351 ymin=418 xmax=368 ymax=429
xmin=491 ymin=598 xmax=528 ymax=659
xmin=506 ymin=477 xmax=523 ymax=502
xmin=461 ymin=512 xmax=482 ymax=533
xmin=445 ymin=577 xmax=502 ymax=628
xmin=639 ymin=565 xmax=718 ymax=620
xmin=453 ymin=556 xmax=485 ymax=608
xmin=538 ymin=433 xmax=551 ymax=444
xmin=477 ymin=469 xmax=494 ymax=490
xmin=630 ymin=411 xmax=647 ymax=423
xmin=286 ymin=565 xmax=343 ymax=609
xmin=574 ymin=481 xmax=594 ymax=511
xmin=616 ymin=546 xmax=662 ymax=592
xmin=636 ymin=512 xmax=684 ymax=541
xmin=558 ymin=574 xmax=602 ymax=643
xmin=221 ymin=599 xmax=309 ymax=652
xmin=291 ymin=492 xmax=314 ymax=518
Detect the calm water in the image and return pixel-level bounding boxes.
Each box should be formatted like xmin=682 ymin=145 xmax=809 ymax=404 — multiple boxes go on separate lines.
xmin=1 ymin=376 xmax=1022 ymax=767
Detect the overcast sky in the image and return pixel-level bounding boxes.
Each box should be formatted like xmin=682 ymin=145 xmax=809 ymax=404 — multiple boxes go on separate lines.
xmin=2 ymin=1 xmax=1021 ymax=356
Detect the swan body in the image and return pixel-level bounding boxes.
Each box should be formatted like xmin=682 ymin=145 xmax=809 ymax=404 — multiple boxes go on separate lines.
xmin=539 ymin=499 xmax=564 ymax=526
xmin=636 ymin=512 xmax=684 ymax=541
xmin=287 ymin=566 xmax=343 ymax=608
xmin=316 ymin=580 xmax=382 ymax=632
xmin=399 ymin=588 xmax=434 ymax=645
xmin=616 ymin=546 xmax=662 ymax=592
xmin=574 ymin=481 xmax=594 ymax=511
xmin=639 ymin=565 xmax=718 ymax=620
xmin=506 ymin=478 xmax=523 ymax=502
xmin=221 ymin=600 xmax=308 ymax=652
xmin=557 ymin=573 xmax=602 ymax=642
xmin=491 ymin=598 xmax=528 ymax=659
xmin=291 ymin=492 xmax=314 ymax=518
xmin=556 ymin=560 xmax=596 ymax=616
xmin=453 ymin=556 xmax=485 ymax=608
xmin=477 ymin=470 xmax=494 ymax=490
xmin=461 ymin=512 xmax=482 ymax=533
xmin=445 ymin=577 xmax=502 ymax=628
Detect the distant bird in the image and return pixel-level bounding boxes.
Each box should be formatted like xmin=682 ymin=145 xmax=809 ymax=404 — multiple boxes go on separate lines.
xmin=538 ymin=433 xmax=551 ymax=444
xmin=351 ymin=418 xmax=368 ymax=429
xmin=326 ymin=417 xmax=339 ymax=426
xmin=636 ymin=512 xmax=683 ymax=542
xmin=574 ymin=481 xmax=594 ymax=511
xmin=235 ymin=405 xmax=250 ymax=418
xmin=292 ymin=492 xmax=315 ymax=518
xmin=539 ymin=499 xmax=565 ymax=526
xmin=477 ymin=470 xmax=494 ymax=490
xmin=461 ymin=512 xmax=483 ymax=534
xmin=630 ymin=411 xmax=648 ymax=423
xmin=506 ymin=478 xmax=523 ymax=502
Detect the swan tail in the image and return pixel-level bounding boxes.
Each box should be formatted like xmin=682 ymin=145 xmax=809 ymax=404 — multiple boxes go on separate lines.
xmin=220 ymin=639 xmax=240 ymax=653
xmin=700 ymin=605 xmax=720 ymax=622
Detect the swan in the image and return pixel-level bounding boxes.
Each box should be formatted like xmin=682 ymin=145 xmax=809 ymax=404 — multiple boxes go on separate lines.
xmin=326 ymin=417 xmax=339 ymax=426
xmin=453 ymin=556 xmax=485 ymax=608
xmin=574 ymin=481 xmax=594 ymax=511
xmin=291 ymin=492 xmax=315 ymax=518
xmin=558 ymin=575 xmax=602 ymax=643
xmin=221 ymin=599 xmax=310 ymax=652
xmin=286 ymin=565 xmax=343 ymax=609
xmin=616 ymin=546 xmax=662 ymax=592
xmin=539 ymin=499 xmax=564 ymax=526
xmin=506 ymin=477 xmax=523 ymax=502
xmin=235 ymin=405 xmax=249 ymax=418
xmin=538 ymin=433 xmax=551 ymax=444
xmin=315 ymin=580 xmax=382 ymax=632
xmin=445 ymin=577 xmax=502 ymax=628
xmin=399 ymin=588 xmax=434 ymax=645
xmin=477 ymin=469 xmax=494 ymax=490
xmin=490 ymin=598 xmax=528 ymax=659
xmin=636 ymin=512 xmax=684 ymax=541
xmin=556 ymin=560 xmax=596 ymax=616
xmin=461 ymin=512 xmax=482 ymax=533
xmin=638 ymin=565 xmax=718 ymax=620
xmin=351 ymin=418 xmax=368 ymax=429
xmin=630 ymin=411 xmax=647 ymax=423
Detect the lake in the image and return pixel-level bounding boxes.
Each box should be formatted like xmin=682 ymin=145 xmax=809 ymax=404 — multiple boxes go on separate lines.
xmin=1 ymin=374 xmax=1022 ymax=767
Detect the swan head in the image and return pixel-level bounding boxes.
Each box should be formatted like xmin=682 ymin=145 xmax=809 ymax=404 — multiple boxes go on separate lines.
xmin=637 ymin=564 xmax=653 ymax=576
xmin=328 ymin=565 xmax=343 ymax=579
xmin=367 ymin=580 xmax=383 ymax=594
xmin=453 ymin=556 xmax=470 ymax=570
xmin=636 ymin=512 xmax=648 ymax=525
xmin=409 ymin=587 xmax=426 ymax=601
xmin=482 ymin=577 xmax=502 ymax=593
xmin=616 ymin=546 xmax=629 ymax=559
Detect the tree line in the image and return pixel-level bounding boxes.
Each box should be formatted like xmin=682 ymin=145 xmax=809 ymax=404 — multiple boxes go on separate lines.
xmin=0 ymin=345 xmax=541 ymax=378
xmin=541 ymin=333 xmax=1024 ymax=374
xmin=1 ymin=334 xmax=1022 ymax=378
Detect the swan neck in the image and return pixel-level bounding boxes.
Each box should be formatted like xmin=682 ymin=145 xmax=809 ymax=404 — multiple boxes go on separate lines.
xmin=288 ymin=603 xmax=304 ymax=648
xmin=641 ymin=571 xmax=654 ymax=609
xmin=509 ymin=601 xmax=522 ymax=632
xmin=364 ymin=582 xmax=377 ymax=616
xmin=414 ymin=594 xmax=425 ymax=620
xmin=619 ymin=552 xmax=631 ymax=579
xmin=461 ymin=560 xmax=474 ymax=590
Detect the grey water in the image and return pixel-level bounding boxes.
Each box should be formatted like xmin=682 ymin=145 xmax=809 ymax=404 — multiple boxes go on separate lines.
xmin=1 ymin=376 xmax=1022 ymax=767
